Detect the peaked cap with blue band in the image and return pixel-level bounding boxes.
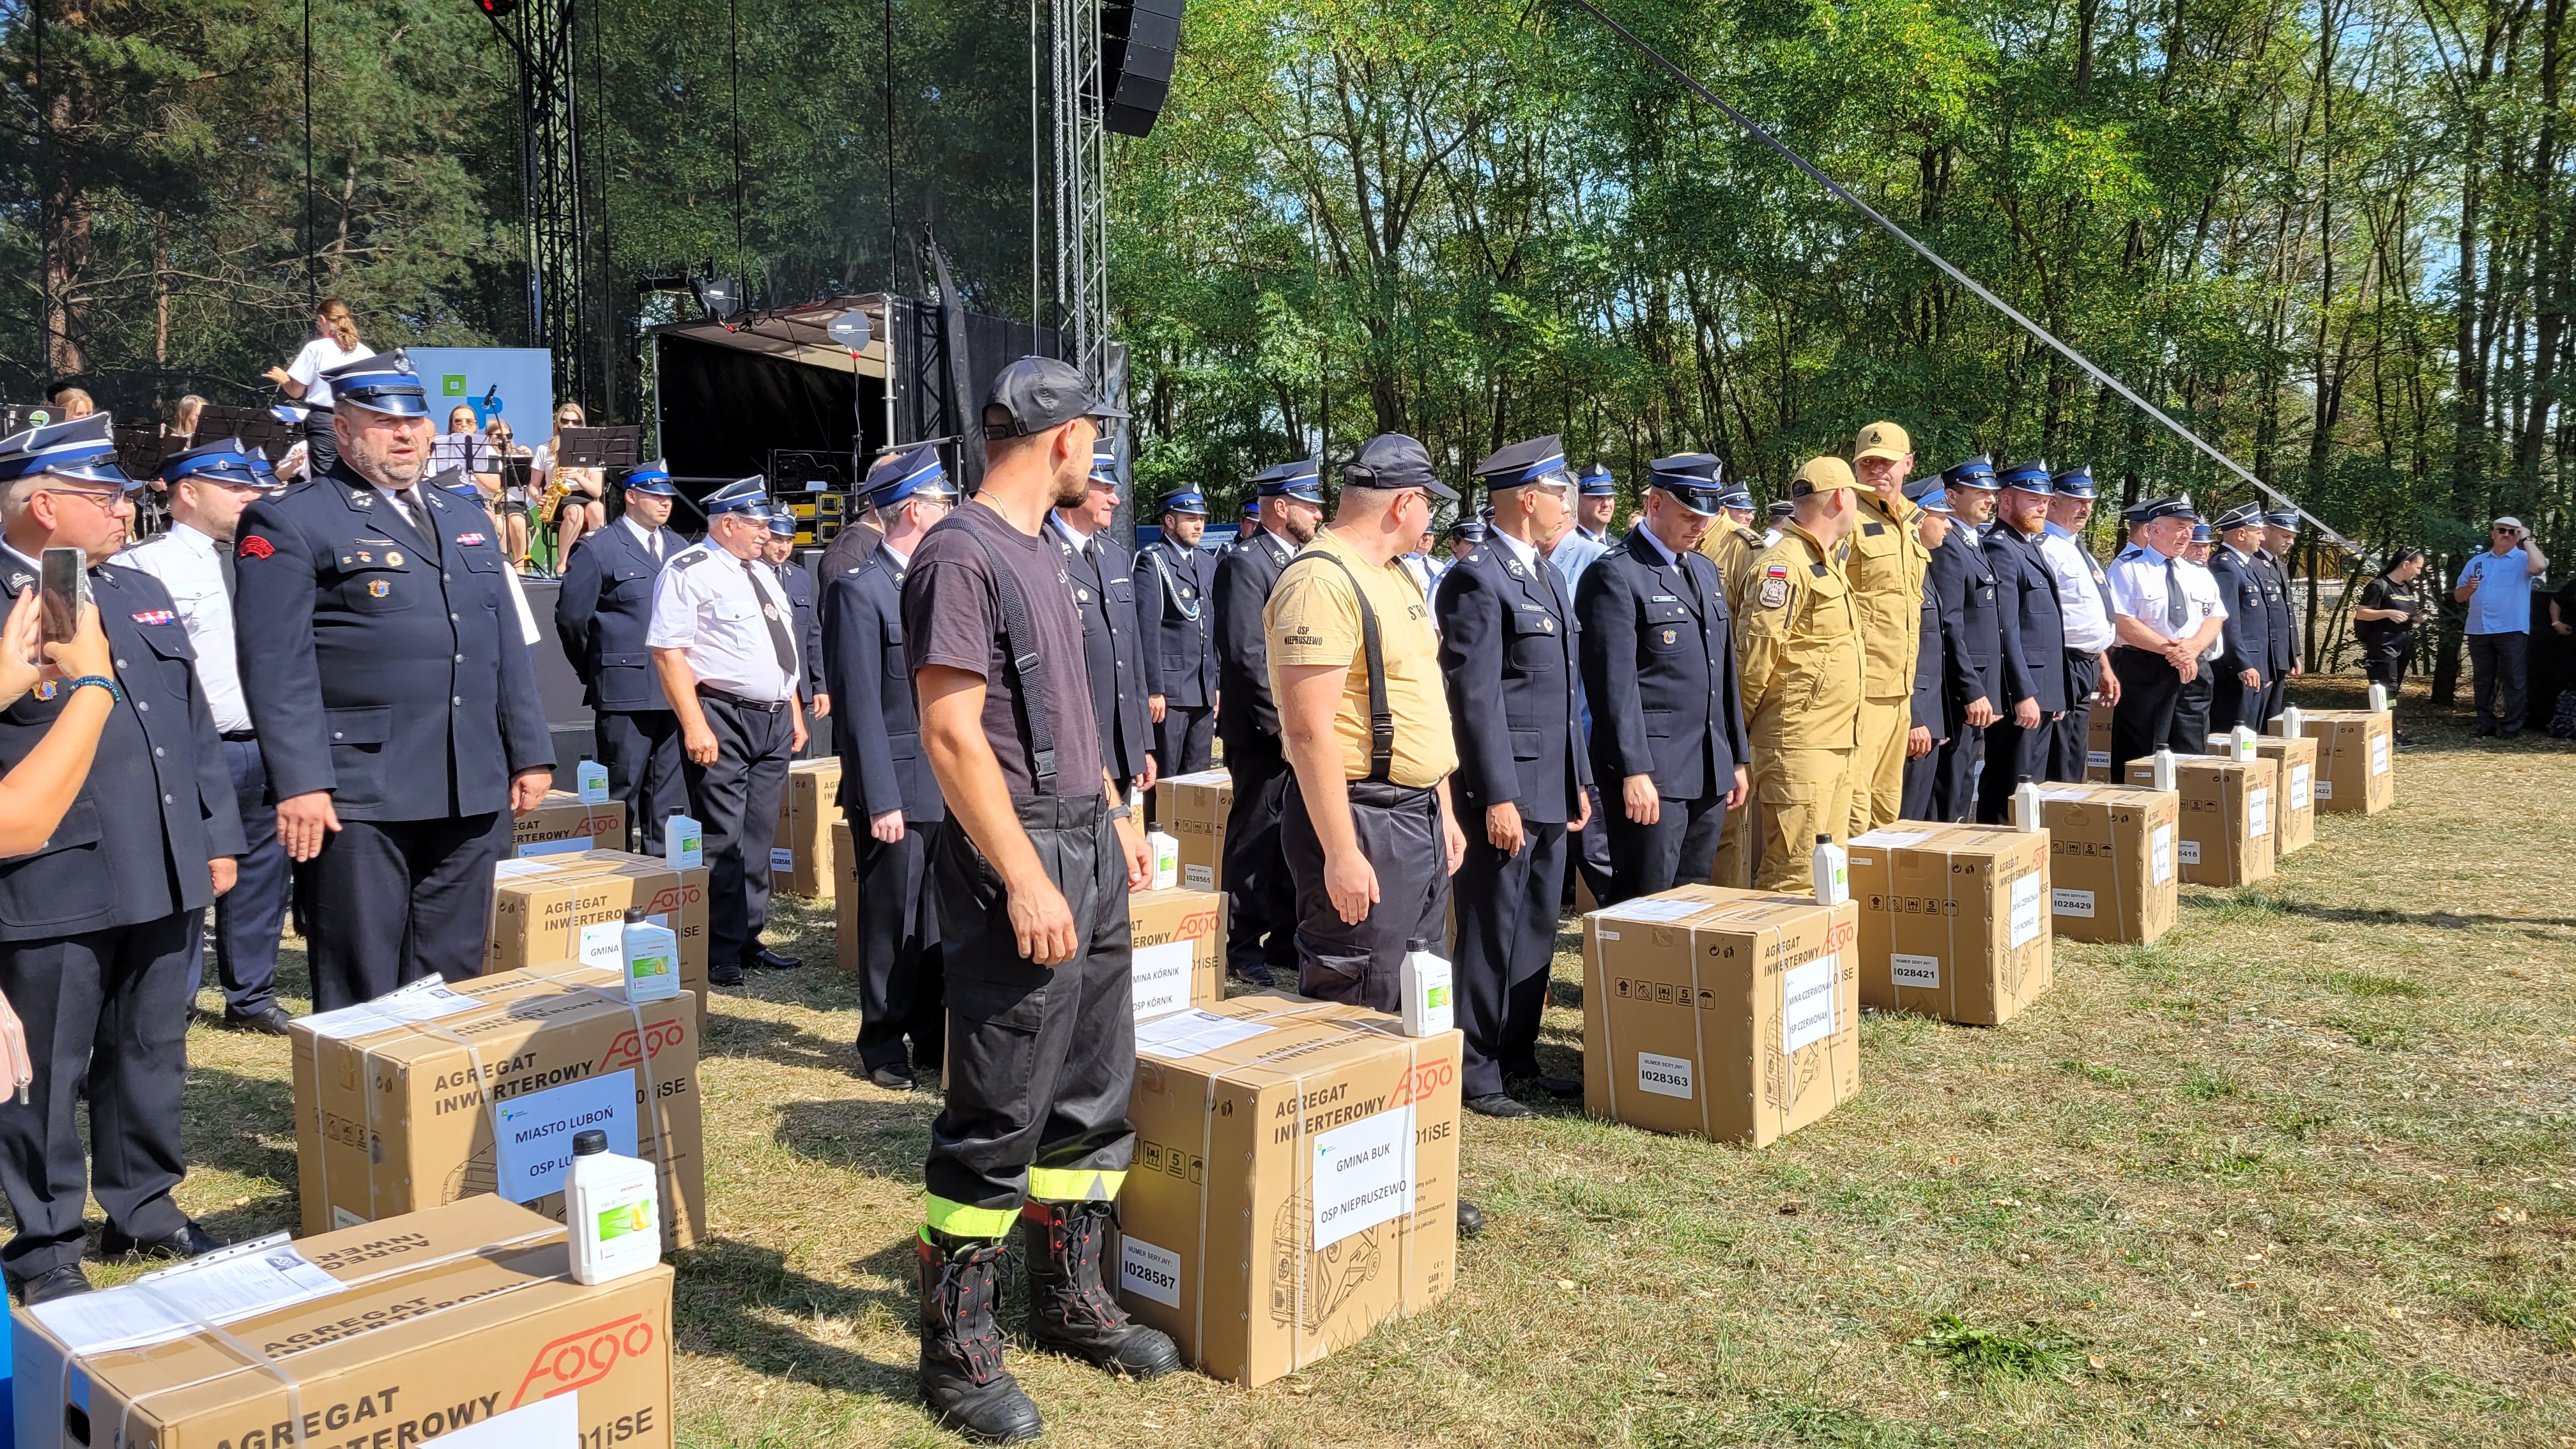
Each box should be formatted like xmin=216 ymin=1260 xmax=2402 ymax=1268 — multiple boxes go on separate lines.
xmin=318 ymin=351 xmax=431 ymax=417
xmin=1996 ymin=459 xmax=2053 ymax=494
xmin=864 ymin=444 xmax=952 ymax=511
xmin=2212 ymin=502 xmax=2265 ymax=532
xmin=1473 ymin=435 xmax=1570 ymax=490
xmin=702 ymin=474 xmax=770 ymax=519
xmin=1717 ymin=487 xmax=1755 ymax=512
xmin=159 ymin=436 xmax=263 ymax=487
xmin=2191 ymin=521 xmax=2212 ymax=544
xmin=1241 ymin=498 xmax=1262 ymax=519
xmin=1157 ymin=487 xmax=1208 ymax=517
xmin=1942 ymin=454 xmax=2000 ymax=491
xmin=1578 ymin=464 xmax=1616 ymax=497
xmin=2129 ymin=495 xmax=2196 ymax=523
xmin=1647 ymin=452 xmax=1727 ymax=516
xmin=1253 ymin=457 xmax=1326 ymax=504
xmin=767 ymin=509 xmax=801 ymax=537
xmin=2264 ymin=508 xmax=2301 ymax=530
xmin=0 ymin=413 xmax=133 ymax=487
xmin=622 ymin=458 xmax=677 ymax=496
xmin=2050 ymin=464 xmax=2097 ymax=499
xmin=1089 ymin=441 xmax=1122 ymax=486
xmin=1915 ymin=486 xmax=1956 ymax=516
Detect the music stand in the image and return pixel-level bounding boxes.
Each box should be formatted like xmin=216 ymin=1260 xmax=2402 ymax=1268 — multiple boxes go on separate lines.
xmin=556 ymin=426 xmax=641 ymax=472
xmin=500 ymin=454 xmax=536 ymax=500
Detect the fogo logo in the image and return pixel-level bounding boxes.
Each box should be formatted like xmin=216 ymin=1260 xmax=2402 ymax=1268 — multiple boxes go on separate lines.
xmin=598 ymin=1018 xmax=687 ymax=1074
xmin=511 ymin=1314 xmax=656 ymax=1407
xmin=1384 ymin=1057 xmax=1455 ymax=1108
xmin=644 ymin=882 xmax=704 ymax=914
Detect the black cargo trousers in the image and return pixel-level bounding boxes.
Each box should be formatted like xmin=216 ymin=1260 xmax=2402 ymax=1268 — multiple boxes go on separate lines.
xmin=922 ymin=793 xmax=1137 ymax=1238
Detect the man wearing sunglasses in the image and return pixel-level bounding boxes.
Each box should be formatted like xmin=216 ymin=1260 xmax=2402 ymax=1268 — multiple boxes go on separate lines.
xmin=0 ymin=413 xmax=247 ymax=1303
xmin=2455 ymin=516 xmax=2550 ymax=738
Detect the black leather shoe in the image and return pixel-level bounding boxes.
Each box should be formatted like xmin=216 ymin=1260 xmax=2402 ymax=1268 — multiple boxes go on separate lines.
xmin=1227 ymin=963 xmax=1275 ymax=988
xmin=869 ymin=1064 xmax=916 ymax=1091
xmin=707 ymin=967 xmax=747 ymax=988
xmin=1022 ymin=1202 xmax=1184 ymax=1380
xmin=918 ymin=1231 xmax=1045 ymax=1443
xmin=1524 ymin=1073 xmax=1582 ymax=1098
xmin=222 ymin=1006 xmax=295 ymax=1036
xmin=100 ymin=1220 xmax=226 ymax=1262
xmin=16 ymin=1264 xmax=92 ymax=1305
xmin=1457 ymin=1200 xmax=1487 ymax=1239
xmin=741 ymin=945 xmax=802 ymax=971
xmin=1465 ymin=1092 xmax=1532 ymax=1119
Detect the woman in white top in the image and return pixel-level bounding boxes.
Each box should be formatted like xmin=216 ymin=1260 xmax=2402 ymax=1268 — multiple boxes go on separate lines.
xmin=429 ymin=404 xmax=505 ymax=524
xmin=261 ymin=298 xmax=373 ymax=476
xmin=532 ymin=401 xmax=604 ymax=568
xmin=484 ymin=418 xmax=535 ymax=570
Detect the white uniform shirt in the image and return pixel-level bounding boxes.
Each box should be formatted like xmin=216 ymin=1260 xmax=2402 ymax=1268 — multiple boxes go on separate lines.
xmin=2039 ymin=523 xmax=2117 ymax=652
xmin=645 ymin=540 xmax=801 ymax=702
xmin=622 ymin=514 xmax=666 ymax=560
xmin=111 ymin=522 xmax=249 ymax=733
xmin=2105 ymin=544 xmax=2227 ymax=645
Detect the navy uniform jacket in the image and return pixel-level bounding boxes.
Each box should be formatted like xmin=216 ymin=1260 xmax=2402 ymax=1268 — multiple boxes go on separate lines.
xmin=2257 ymin=549 xmax=2297 ymax=675
xmin=1054 ymin=524 xmax=1160 ymax=783
xmin=822 ymin=549 xmax=944 ymax=822
xmin=1213 ymin=530 xmax=1296 ymax=758
xmin=774 ymin=556 xmax=827 ymax=701
xmin=2211 ymin=549 xmax=2270 ymax=681
xmin=0 ymin=552 xmax=246 ymax=941
xmin=1983 ymin=525 xmax=2072 ymax=714
xmin=1434 ymin=539 xmax=1590 ymax=825
xmin=1910 ymin=578 xmax=1946 ymax=739
xmin=1574 ymin=530 xmax=1749 ymax=803
xmin=1133 ymin=539 xmax=1219 ymax=708
xmin=1930 ymin=528 xmax=1997 ymax=721
xmin=553 ymin=520 xmax=688 ymax=712
xmin=234 ymin=464 xmax=554 ymax=821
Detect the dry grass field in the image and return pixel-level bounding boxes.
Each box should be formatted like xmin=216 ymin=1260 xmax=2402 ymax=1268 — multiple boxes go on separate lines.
xmin=155 ymin=673 xmax=2574 ymax=1448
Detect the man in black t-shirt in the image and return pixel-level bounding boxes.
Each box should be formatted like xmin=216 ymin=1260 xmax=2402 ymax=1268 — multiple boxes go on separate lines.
xmin=2352 ymin=549 xmax=2425 ymax=741
xmin=901 ymin=358 xmax=1175 ymax=1442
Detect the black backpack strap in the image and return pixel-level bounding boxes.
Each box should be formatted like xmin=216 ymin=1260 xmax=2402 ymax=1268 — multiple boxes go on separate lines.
xmin=1287 ymin=551 xmax=1395 ymax=785
xmin=956 ymin=525 xmax=1059 ymax=796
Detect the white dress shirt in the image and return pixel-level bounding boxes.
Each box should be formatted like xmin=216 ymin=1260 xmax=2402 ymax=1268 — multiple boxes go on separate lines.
xmin=2039 ymin=523 xmax=2117 ymax=652
xmin=1486 ymin=525 xmax=1542 ymax=577
xmin=2106 ymin=544 xmax=2228 ymax=645
xmin=623 ymin=514 xmax=664 ymax=560
xmin=645 ymin=540 xmax=801 ymax=702
xmin=112 ymin=522 xmax=250 ymax=733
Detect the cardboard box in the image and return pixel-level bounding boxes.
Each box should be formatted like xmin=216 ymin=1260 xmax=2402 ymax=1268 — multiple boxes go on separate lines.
xmin=2085 ymin=702 xmax=2116 ymax=781
xmin=1846 ymin=824 xmax=2053 ymax=1025
xmin=2273 ymin=709 xmax=2393 ymax=813
xmin=292 ymin=965 xmax=707 ymax=1249
xmin=489 ymin=851 xmax=710 ymax=1021
xmin=1581 ymin=885 xmax=1861 ymax=1145
xmin=1130 ymin=886 xmax=1226 ymax=1022
xmin=772 ymin=756 xmax=843 ymax=898
xmin=13 ymin=1195 xmax=675 ymax=1449
xmin=2248 ymin=734 xmax=2317 ymax=854
xmin=2034 ymin=783 xmax=2180 ymax=943
xmin=513 ymin=790 xmax=628 ymax=856
xmin=2124 ymin=756 xmax=2276 ymax=885
xmin=832 ymin=818 xmax=860 ymax=970
xmin=1153 ymin=769 xmax=1232 ymax=891
xmin=1117 ymin=993 xmax=1462 ymax=1386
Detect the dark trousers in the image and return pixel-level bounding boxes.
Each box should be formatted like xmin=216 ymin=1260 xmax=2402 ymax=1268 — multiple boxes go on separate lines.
xmin=302 ymin=420 xmax=340 ymax=478
xmin=852 ymin=820 xmax=946 ymax=1073
xmin=682 ymin=694 xmax=795 ymax=969
xmin=1977 ymin=717 xmax=2051 ymax=822
xmin=1453 ymin=822 xmax=1569 ymax=1097
xmin=1602 ymin=794 xmax=1726 ymax=905
xmin=1217 ymin=743 xmax=1298 ymax=982
xmin=924 ymin=795 xmax=1133 ymax=1229
xmin=0 ymin=912 xmax=198 ymax=1282
xmin=2170 ymin=664 xmax=2214 ymax=753
xmin=1151 ymin=704 xmax=1216 ymax=789
xmin=2211 ymin=667 xmax=2268 ymax=737
xmin=2110 ymin=645 xmax=2183 ymax=774
xmin=1929 ymin=719 xmax=1981 ymax=822
xmin=1572 ymin=783 xmax=1616 ymax=904
xmin=204 ymin=737 xmax=289 ymax=1017
xmin=2049 ymin=653 xmax=2101 ymax=783
xmin=2363 ymin=638 xmax=2411 ymax=691
xmin=1901 ymin=740 xmax=1943 ymax=820
xmin=595 ymin=707 xmax=685 ymax=856
xmin=1282 ymin=776 xmax=1450 ymax=1013
xmin=297 ymin=813 xmax=512 ymax=1013
xmin=2469 ymin=632 xmax=2529 ymax=732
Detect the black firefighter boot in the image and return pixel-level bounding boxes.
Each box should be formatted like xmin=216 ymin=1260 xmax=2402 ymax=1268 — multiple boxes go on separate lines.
xmin=1020 ymin=1200 xmax=1183 ymax=1379
xmin=916 ymin=1229 xmax=1044 ymax=1443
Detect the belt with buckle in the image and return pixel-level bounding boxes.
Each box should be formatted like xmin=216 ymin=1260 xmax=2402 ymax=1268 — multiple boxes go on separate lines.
xmin=696 ymin=685 xmax=790 ymax=714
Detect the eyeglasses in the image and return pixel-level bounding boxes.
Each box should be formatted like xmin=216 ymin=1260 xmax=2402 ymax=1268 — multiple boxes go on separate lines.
xmin=39 ymin=486 xmax=135 ymax=512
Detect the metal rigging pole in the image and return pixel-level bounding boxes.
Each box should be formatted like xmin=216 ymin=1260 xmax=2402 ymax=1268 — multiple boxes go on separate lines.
xmin=480 ymin=0 xmax=591 ymax=411
xmin=1051 ymin=0 xmax=1108 ymax=390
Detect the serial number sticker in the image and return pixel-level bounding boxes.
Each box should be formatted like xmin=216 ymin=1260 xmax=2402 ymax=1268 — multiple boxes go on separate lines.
xmin=1637 ymin=1050 xmax=1695 ymax=1099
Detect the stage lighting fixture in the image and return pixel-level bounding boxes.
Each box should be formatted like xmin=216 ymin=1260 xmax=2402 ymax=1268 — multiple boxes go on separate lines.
xmin=696 ymin=277 xmax=741 ymax=320
xmin=826 ymin=309 xmax=873 ymax=354
xmin=475 ymin=0 xmax=518 ymax=16
xmin=1100 ymin=0 xmax=1183 ymax=137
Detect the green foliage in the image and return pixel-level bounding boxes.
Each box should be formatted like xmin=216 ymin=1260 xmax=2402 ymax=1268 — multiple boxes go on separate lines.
xmin=1905 ymin=1314 xmax=2085 ymax=1381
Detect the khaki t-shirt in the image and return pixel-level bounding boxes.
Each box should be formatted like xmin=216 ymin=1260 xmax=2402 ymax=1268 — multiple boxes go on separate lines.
xmin=1262 ymin=526 xmax=1458 ymax=788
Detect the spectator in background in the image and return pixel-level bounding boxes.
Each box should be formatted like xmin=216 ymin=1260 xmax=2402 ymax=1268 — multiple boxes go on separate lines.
xmin=430 ymin=406 xmax=502 ymax=522
xmin=2453 ymin=517 xmax=2550 ymax=737
xmin=533 ymin=402 xmax=605 ymax=566
xmin=164 ymin=396 xmax=206 ymax=446
xmin=43 ymin=387 xmax=93 ymax=421
xmin=261 ymin=300 xmax=372 ymax=477
xmin=483 ymin=419 xmax=535 ymax=570
xmin=2352 ymin=548 xmax=2425 ymax=743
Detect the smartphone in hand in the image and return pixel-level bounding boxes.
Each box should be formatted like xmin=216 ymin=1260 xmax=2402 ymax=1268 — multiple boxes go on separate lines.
xmin=39 ymin=547 xmax=85 ymax=648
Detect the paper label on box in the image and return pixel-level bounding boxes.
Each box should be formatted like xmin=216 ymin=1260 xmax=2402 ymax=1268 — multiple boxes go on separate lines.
xmin=1636 ymin=1050 xmax=1694 ymax=1098
xmin=1167 ymin=768 xmax=1231 ymax=786
xmin=491 ymin=1068 xmax=638 ymax=1203
xmin=494 ymin=856 xmax=560 ymax=880
xmin=770 ymin=847 xmax=795 ymax=873
xmin=32 ymin=1238 xmax=342 ymax=1354
xmin=2177 ymin=838 xmax=2202 ymax=865
xmin=2009 ymin=873 xmax=2046 ymax=948
xmin=1890 ymin=953 xmax=1941 ymax=988
xmin=2087 ymin=749 xmax=2110 ymax=769
xmin=1183 ymin=862 xmax=1216 ymax=891
xmin=2040 ymin=788 xmax=2094 ymax=801
xmin=1134 ymin=1009 xmax=1277 ymax=1060
xmin=1130 ymin=939 xmax=1197 ymax=1022
xmin=1120 ymin=1234 xmax=1183 ymax=1308
xmin=517 ymin=836 xmax=592 ymax=859
xmin=1311 ymin=1104 xmax=1415 ymax=1251
xmin=2290 ymin=763 xmax=2312 ymax=809
xmin=2053 ymin=887 xmax=2097 ymax=918
xmin=2313 ymin=777 xmax=2334 ymax=800
xmin=2248 ymin=786 xmax=2271 ymax=839
xmin=1782 ymin=953 xmax=1840 ymax=1055
xmin=302 ymin=976 xmax=481 ymax=1041
xmin=1848 ymin=829 xmax=1935 ymax=847
xmin=430 ymin=1392 xmax=579 ymax=1448
xmin=2370 ymin=733 xmax=2389 ymax=776
xmin=578 ymin=914 xmax=669 ymax=970
xmin=1595 ymin=896 xmax=1713 ymax=924
xmin=2151 ymin=825 xmax=2175 ymax=884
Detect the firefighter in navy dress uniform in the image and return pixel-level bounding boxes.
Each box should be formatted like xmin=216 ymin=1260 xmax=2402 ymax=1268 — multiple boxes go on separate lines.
xmin=1052 ymin=443 xmax=1162 ymax=795
xmin=553 ymin=459 xmax=689 ymax=852
xmin=1931 ymin=457 xmax=2005 ymax=822
xmin=1210 ymin=461 xmax=1323 ymax=985
xmin=1133 ymin=487 xmax=1219 ymax=781
xmin=765 ymin=506 xmax=831 ymax=752
xmin=2207 ymin=502 xmax=2276 ymax=734
xmin=233 ymin=355 xmax=553 ymax=1013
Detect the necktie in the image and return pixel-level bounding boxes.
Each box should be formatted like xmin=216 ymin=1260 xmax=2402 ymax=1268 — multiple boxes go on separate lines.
xmin=2163 ymin=558 xmax=2189 ymax=630
xmin=217 ymin=540 xmax=237 ymax=598
xmin=746 ymin=559 xmax=797 ymax=674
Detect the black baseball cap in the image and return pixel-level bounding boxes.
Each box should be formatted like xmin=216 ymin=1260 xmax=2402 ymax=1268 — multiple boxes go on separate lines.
xmin=981 ymin=356 xmax=1130 ymax=438
xmin=1342 ymin=433 xmax=1460 ymax=502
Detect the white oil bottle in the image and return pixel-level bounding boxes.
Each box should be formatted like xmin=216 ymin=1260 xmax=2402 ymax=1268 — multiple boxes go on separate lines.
xmin=567 ymin=1128 xmax=662 ymax=1285
xmin=1810 ymin=834 xmax=1848 ymax=905
xmin=620 ymin=907 xmax=680 ymax=1004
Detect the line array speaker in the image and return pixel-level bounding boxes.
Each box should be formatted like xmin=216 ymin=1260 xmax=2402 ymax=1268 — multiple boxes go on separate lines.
xmin=1099 ymin=0 xmax=1183 ymax=137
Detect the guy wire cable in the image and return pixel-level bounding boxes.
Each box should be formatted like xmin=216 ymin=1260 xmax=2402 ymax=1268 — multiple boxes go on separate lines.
xmin=1561 ymin=0 xmax=2367 ymax=561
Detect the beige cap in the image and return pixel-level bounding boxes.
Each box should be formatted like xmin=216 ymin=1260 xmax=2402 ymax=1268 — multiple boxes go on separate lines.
xmin=1853 ymin=421 xmax=1911 ymax=463
xmin=1790 ymin=456 xmax=1859 ymax=497
xmin=2493 ymin=516 xmax=2526 ymax=533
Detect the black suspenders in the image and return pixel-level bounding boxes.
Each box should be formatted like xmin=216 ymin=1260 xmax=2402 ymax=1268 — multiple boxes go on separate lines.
xmin=960 ymin=527 xmax=1061 ymax=797
xmin=1288 ymin=552 xmax=1395 ymax=786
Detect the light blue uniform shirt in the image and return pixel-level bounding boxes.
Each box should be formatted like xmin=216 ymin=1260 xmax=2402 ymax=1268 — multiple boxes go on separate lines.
xmin=2458 ymin=548 xmax=2535 ymax=634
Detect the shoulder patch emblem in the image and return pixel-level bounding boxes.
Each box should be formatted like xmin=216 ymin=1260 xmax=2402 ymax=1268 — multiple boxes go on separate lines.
xmin=670 ymin=549 xmax=707 ymax=569
xmin=238 ymin=535 xmax=276 ymax=560
xmin=1759 ymin=578 xmax=1790 ymax=609
xmin=1765 ymin=564 xmax=1788 ymax=579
